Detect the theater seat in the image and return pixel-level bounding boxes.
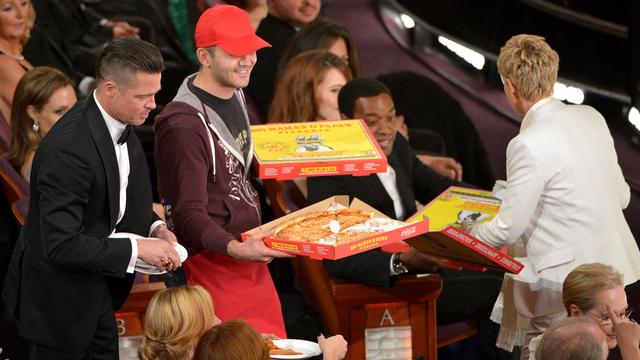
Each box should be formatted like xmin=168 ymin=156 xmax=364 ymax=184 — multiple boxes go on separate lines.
xmin=115 ymin=277 xmax=166 ymax=337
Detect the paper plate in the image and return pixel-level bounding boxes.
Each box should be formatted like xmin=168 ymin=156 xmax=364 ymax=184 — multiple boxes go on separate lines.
xmin=270 ymin=339 xmax=322 ymax=359
xmin=110 ymin=232 xmax=187 ymax=274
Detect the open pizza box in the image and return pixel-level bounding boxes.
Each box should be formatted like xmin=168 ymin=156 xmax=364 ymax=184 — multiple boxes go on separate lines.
xmin=242 ymin=196 xmax=429 ymax=260
xmin=381 ymin=186 xmax=524 ymax=274
xmin=251 ymin=119 xmax=387 ymax=180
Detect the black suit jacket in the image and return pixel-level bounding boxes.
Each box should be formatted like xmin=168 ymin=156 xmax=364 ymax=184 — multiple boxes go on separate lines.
xmin=1 ymin=96 xmax=157 ymax=351
xmin=247 ymin=13 xmax=297 ymax=116
xmin=307 ymin=135 xmax=458 ymax=288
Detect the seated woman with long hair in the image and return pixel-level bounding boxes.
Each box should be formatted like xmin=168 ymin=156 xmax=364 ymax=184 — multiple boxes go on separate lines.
xmin=139 ymin=285 xmax=221 ymax=360
xmin=0 ymin=0 xmax=35 ymax=122
xmin=193 ymin=319 xmax=347 ymax=360
xmin=269 ymin=49 xmax=352 ymax=124
xmin=7 ymin=66 xmax=76 ymax=181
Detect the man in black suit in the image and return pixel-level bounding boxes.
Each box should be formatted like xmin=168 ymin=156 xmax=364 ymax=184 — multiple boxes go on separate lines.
xmin=307 ymin=78 xmax=513 ymax=360
xmin=247 ymin=0 xmax=321 ymax=115
xmin=1 ymin=38 xmax=181 ymax=359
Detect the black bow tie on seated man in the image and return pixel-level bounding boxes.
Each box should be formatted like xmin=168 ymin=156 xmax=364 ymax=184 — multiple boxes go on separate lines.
xmin=117 ymin=125 xmax=132 ymax=145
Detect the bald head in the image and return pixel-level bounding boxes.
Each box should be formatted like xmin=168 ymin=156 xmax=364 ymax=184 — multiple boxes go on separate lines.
xmin=535 ymin=317 xmax=608 ymax=360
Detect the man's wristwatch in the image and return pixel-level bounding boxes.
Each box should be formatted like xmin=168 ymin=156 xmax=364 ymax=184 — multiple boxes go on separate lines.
xmin=392 ymin=252 xmax=409 ymax=274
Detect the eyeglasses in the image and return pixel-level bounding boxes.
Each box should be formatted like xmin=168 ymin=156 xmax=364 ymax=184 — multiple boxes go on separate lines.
xmin=582 ymin=307 xmax=634 ymax=324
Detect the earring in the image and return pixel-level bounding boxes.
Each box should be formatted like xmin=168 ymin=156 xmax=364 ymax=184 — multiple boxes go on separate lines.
xmin=32 ymin=122 xmax=39 ymax=132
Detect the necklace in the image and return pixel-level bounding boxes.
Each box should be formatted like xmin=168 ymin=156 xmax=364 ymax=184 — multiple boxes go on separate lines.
xmin=0 ymin=46 xmax=25 ymax=61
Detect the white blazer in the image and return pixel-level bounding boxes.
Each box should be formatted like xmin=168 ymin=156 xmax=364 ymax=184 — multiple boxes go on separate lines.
xmin=472 ymin=98 xmax=640 ymax=290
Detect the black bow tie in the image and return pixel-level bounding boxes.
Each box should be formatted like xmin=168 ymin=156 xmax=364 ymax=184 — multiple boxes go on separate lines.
xmin=117 ymin=126 xmax=131 ymax=145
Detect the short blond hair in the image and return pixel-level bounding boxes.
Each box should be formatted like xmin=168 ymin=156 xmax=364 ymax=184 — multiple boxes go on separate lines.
xmin=497 ymin=34 xmax=559 ymax=101
xmin=139 ymin=285 xmax=216 ymax=360
xmin=562 ymin=263 xmax=624 ymax=315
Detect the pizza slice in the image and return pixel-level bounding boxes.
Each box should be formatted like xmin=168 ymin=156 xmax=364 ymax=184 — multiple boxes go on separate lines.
xmin=273 ymin=209 xmax=374 ymax=243
xmin=266 ymin=338 xmax=302 ymax=356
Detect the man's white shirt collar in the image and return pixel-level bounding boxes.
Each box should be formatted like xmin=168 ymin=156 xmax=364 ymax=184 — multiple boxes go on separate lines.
xmin=93 ymin=90 xmax=126 ymax=144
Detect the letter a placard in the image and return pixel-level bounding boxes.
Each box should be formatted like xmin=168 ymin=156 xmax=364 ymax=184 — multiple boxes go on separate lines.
xmin=379 ymin=309 xmax=395 ymax=326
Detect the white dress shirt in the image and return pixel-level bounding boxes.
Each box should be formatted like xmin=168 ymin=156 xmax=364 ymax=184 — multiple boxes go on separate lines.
xmin=94 ymin=92 xmax=164 ymax=273
xmin=376 ymin=164 xmax=405 ymax=219
xmin=375 ymin=164 xmax=406 ymax=275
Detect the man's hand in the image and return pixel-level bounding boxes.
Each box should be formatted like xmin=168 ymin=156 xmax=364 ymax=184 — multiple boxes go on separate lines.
xmin=420 ymin=155 xmax=463 ymax=181
xmin=318 ymin=334 xmax=347 ymax=360
xmin=137 ymin=238 xmax=181 ymax=271
xmin=399 ymin=248 xmax=442 ymax=273
xmin=151 ymin=224 xmax=178 ymax=245
xmin=396 ymin=114 xmax=409 ymax=140
xmin=104 ymin=20 xmax=140 ymax=39
xmin=608 ymin=304 xmax=640 ymax=360
xmin=227 ymin=232 xmax=294 ymax=263
xmin=261 ymin=333 xmax=280 ymax=340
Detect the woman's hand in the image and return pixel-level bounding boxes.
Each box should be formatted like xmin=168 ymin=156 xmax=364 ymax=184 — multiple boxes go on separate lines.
xmin=318 ymin=334 xmax=347 ymax=360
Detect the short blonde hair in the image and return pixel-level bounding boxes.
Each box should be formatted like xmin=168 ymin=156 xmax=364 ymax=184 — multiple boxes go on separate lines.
xmin=139 ymin=285 xmax=216 ymax=360
xmin=562 ymin=263 xmax=624 ymax=315
xmin=497 ymin=34 xmax=559 ymax=101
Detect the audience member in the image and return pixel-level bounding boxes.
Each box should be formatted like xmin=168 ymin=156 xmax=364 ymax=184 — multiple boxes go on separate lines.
xmin=609 ymin=303 xmax=640 ymax=360
xmin=247 ymin=0 xmax=321 ymax=114
xmin=1 ymin=38 xmax=180 ymax=358
xmin=270 ymin=49 xmax=351 ymax=123
xmin=194 ymin=319 xmax=348 ymax=360
xmin=277 ymin=17 xmax=360 ymax=79
xmin=29 ymin=0 xmax=139 ymax=76
xmin=535 ymin=316 xmax=608 ymax=360
xmin=0 ymin=0 xmax=34 ymax=122
xmin=467 ymin=34 xmax=640 ymax=358
xmin=378 ymin=71 xmax=490 ymax=186
xmin=222 ymin=0 xmax=269 ymax=29
xmin=139 ymin=285 xmax=220 ymax=360
xmin=7 ymin=67 xmax=76 ymax=181
xmin=307 ymin=78 xmax=512 ymax=360
xmin=528 ymin=263 xmax=630 ymax=359
xmin=83 ymin=0 xmax=199 ymax=106
xmin=194 ymin=320 xmax=268 ymax=360
xmin=154 ymin=5 xmax=292 ymax=337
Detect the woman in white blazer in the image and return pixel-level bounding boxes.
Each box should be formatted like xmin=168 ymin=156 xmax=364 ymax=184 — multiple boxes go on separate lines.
xmin=470 ymin=34 xmax=640 ymax=359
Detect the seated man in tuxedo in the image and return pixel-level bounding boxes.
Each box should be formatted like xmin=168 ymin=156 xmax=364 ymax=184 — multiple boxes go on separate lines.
xmin=307 ymin=78 xmax=513 ymax=360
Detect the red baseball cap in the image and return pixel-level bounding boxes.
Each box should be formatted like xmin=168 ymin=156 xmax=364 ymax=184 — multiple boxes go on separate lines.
xmin=195 ymin=5 xmax=271 ymax=56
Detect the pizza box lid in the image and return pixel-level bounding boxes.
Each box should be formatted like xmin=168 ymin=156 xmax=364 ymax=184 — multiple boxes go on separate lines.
xmin=251 ymin=119 xmax=387 ymax=179
xmin=381 ymin=186 xmax=523 ymax=273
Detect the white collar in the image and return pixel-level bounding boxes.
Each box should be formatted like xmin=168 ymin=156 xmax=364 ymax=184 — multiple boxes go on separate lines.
xmin=520 ymin=96 xmax=554 ymax=132
xmin=93 ymin=90 xmax=127 ymax=145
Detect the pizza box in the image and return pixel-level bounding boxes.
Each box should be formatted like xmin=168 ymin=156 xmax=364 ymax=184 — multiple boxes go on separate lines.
xmin=251 ymin=119 xmax=387 ymax=180
xmin=242 ymin=196 xmax=429 ymax=260
xmin=382 ymin=186 xmax=524 ymax=274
